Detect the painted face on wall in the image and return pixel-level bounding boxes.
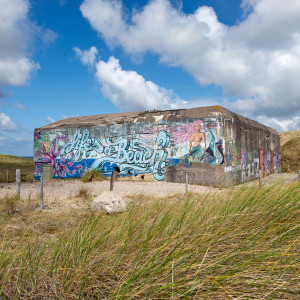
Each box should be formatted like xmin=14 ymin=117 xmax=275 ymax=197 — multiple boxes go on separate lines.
xmin=194 ymin=124 xmax=201 ymax=132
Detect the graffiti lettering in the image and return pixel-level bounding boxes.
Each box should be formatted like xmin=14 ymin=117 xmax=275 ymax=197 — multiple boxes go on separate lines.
xmin=60 ymin=129 xmax=170 ymax=180
xmin=62 ymin=129 xmax=104 ymax=160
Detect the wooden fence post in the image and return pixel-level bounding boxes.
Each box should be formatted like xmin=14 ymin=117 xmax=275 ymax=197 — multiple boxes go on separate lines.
xmin=16 ymin=169 xmax=21 ymax=196
xmin=110 ymin=171 xmax=116 ymax=192
xmin=298 ymin=170 xmax=300 ymax=184
xmin=6 ymin=170 xmax=9 ymax=183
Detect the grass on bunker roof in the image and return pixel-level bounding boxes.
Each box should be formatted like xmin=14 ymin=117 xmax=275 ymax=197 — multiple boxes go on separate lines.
xmin=0 ymin=179 xmax=299 ymax=299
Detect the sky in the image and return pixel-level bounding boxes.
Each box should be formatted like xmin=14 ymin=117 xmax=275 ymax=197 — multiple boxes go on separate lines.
xmin=0 ymin=0 xmax=300 ymax=156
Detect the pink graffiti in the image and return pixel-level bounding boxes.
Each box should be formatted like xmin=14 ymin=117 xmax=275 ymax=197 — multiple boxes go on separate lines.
xmin=35 ymin=132 xmax=82 ymax=177
xmin=140 ymin=120 xmax=205 ymax=144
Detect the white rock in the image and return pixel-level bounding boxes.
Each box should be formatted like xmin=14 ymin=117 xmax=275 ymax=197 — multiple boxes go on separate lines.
xmin=90 ymin=191 xmax=128 ymax=214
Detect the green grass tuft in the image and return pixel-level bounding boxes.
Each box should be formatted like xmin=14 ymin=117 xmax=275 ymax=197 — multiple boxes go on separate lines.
xmin=80 ymin=168 xmax=107 ymax=182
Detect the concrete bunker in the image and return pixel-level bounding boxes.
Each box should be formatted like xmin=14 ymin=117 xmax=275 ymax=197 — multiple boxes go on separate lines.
xmin=34 ymin=106 xmax=280 ymax=186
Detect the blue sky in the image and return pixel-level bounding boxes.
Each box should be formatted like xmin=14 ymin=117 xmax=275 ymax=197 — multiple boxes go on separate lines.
xmin=1 ymin=0 xmax=300 ymax=156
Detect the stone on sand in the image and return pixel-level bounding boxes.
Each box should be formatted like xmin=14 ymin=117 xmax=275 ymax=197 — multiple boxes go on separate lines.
xmin=90 ymin=191 xmax=128 ymax=214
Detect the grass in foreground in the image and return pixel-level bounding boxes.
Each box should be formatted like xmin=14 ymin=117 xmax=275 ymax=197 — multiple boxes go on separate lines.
xmin=0 ymin=181 xmax=299 ymax=299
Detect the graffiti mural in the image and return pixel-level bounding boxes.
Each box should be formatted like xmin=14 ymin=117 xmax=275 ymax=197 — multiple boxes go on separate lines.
xmin=34 ymin=117 xmax=225 ymax=180
xmin=61 ymin=128 xmax=170 ymax=180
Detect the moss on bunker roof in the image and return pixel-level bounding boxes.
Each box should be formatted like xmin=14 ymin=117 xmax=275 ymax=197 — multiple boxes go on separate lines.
xmin=36 ymin=105 xmax=278 ymax=134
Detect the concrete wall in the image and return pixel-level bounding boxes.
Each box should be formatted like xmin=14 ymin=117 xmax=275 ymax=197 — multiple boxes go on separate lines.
xmin=34 ymin=116 xmax=225 ymax=182
xmin=223 ymin=116 xmax=281 ymax=184
xmin=34 ymin=109 xmax=280 ymax=186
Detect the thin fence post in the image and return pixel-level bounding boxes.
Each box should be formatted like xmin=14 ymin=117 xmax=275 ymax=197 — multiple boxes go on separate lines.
xmin=185 ymin=170 xmax=189 ymax=194
xmin=287 ymin=165 xmax=290 ymax=172
xmin=6 ymin=170 xmax=9 ymax=183
xmin=16 ymin=169 xmax=21 ymax=196
xmin=110 ymin=171 xmax=116 ymax=192
xmin=298 ymin=170 xmax=300 ymax=184
xmin=40 ymin=171 xmax=44 ymax=209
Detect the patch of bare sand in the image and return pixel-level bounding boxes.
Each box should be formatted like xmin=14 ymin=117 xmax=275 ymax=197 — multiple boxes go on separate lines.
xmin=0 ymin=173 xmax=295 ymax=212
xmin=0 ymin=180 xmax=214 ymax=200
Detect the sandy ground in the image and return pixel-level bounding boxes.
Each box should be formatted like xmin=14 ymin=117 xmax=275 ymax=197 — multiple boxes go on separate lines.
xmin=0 ymin=173 xmax=297 ymax=210
xmin=0 ymin=179 xmax=217 ymax=212
xmin=0 ymin=179 xmax=214 ymax=200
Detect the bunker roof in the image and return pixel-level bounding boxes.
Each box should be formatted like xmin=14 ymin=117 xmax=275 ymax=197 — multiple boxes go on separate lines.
xmin=37 ymin=105 xmax=278 ymax=134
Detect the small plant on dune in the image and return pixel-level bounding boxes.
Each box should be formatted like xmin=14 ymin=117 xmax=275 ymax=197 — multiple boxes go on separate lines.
xmin=76 ymin=187 xmax=92 ymax=201
xmin=80 ymin=168 xmax=106 ymax=182
xmin=0 ymin=194 xmax=20 ymax=215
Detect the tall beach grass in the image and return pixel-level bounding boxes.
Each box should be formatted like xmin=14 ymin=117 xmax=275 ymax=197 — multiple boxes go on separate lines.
xmin=0 ymin=180 xmax=299 ymax=299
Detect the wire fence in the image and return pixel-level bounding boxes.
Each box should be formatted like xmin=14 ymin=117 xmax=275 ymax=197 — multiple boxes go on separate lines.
xmin=0 ymin=169 xmax=14 ymax=183
xmin=0 ymin=169 xmax=34 ymax=183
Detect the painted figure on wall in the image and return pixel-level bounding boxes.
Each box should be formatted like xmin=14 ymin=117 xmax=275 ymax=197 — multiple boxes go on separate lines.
xmin=188 ymin=121 xmax=206 ymax=162
xmin=183 ymin=120 xmax=218 ymax=165
xmin=41 ymin=135 xmax=52 ymax=156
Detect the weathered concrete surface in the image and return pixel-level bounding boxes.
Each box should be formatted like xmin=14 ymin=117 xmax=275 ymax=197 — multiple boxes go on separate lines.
xmin=34 ymin=105 xmax=280 ymax=187
xmin=90 ymin=191 xmax=128 ymax=214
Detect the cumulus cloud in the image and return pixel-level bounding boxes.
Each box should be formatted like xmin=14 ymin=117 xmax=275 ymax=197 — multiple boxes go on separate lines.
xmin=0 ymin=112 xmax=18 ymax=131
xmin=74 ymin=46 xmax=98 ymax=66
xmin=94 ymin=55 xmax=187 ymax=111
xmin=46 ymin=116 xmax=55 ymax=123
xmin=80 ymin=0 xmax=300 ymax=130
xmin=0 ymin=0 xmax=40 ymax=90
xmin=74 ymin=46 xmax=218 ymax=111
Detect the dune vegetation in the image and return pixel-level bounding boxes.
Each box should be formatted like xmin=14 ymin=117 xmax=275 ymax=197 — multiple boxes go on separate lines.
xmin=0 ymin=154 xmax=34 ymax=182
xmin=280 ymin=129 xmax=300 ymax=173
xmin=0 ymin=179 xmax=299 ymax=299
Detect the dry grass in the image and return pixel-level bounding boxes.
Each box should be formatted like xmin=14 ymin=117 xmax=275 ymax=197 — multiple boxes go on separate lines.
xmin=280 ymin=129 xmax=300 ymax=147
xmin=281 ymin=137 xmax=300 ymax=173
xmin=0 ymin=180 xmax=299 ymax=299
xmin=280 ymin=129 xmax=300 ymax=173
xmin=76 ymin=187 xmax=92 ymax=202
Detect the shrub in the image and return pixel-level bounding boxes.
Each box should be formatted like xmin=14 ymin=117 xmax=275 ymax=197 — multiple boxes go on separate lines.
xmin=80 ymin=168 xmax=106 ymax=182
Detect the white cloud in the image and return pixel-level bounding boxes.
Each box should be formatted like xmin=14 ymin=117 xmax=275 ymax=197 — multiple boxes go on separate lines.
xmin=13 ymin=102 xmax=26 ymax=111
xmin=95 ymin=55 xmax=187 ymax=111
xmin=46 ymin=116 xmax=55 ymax=123
xmin=74 ymin=46 xmax=98 ymax=66
xmin=0 ymin=136 xmax=5 ymax=142
xmin=75 ymin=47 xmax=216 ymax=111
xmin=0 ymin=0 xmax=40 ymax=89
xmin=80 ymin=0 xmax=300 ymax=130
xmin=41 ymin=28 xmax=58 ymax=46
xmin=256 ymin=115 xmax=300 ymax=132
xmin=0 ymin=112 xmax=18 ymax=131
